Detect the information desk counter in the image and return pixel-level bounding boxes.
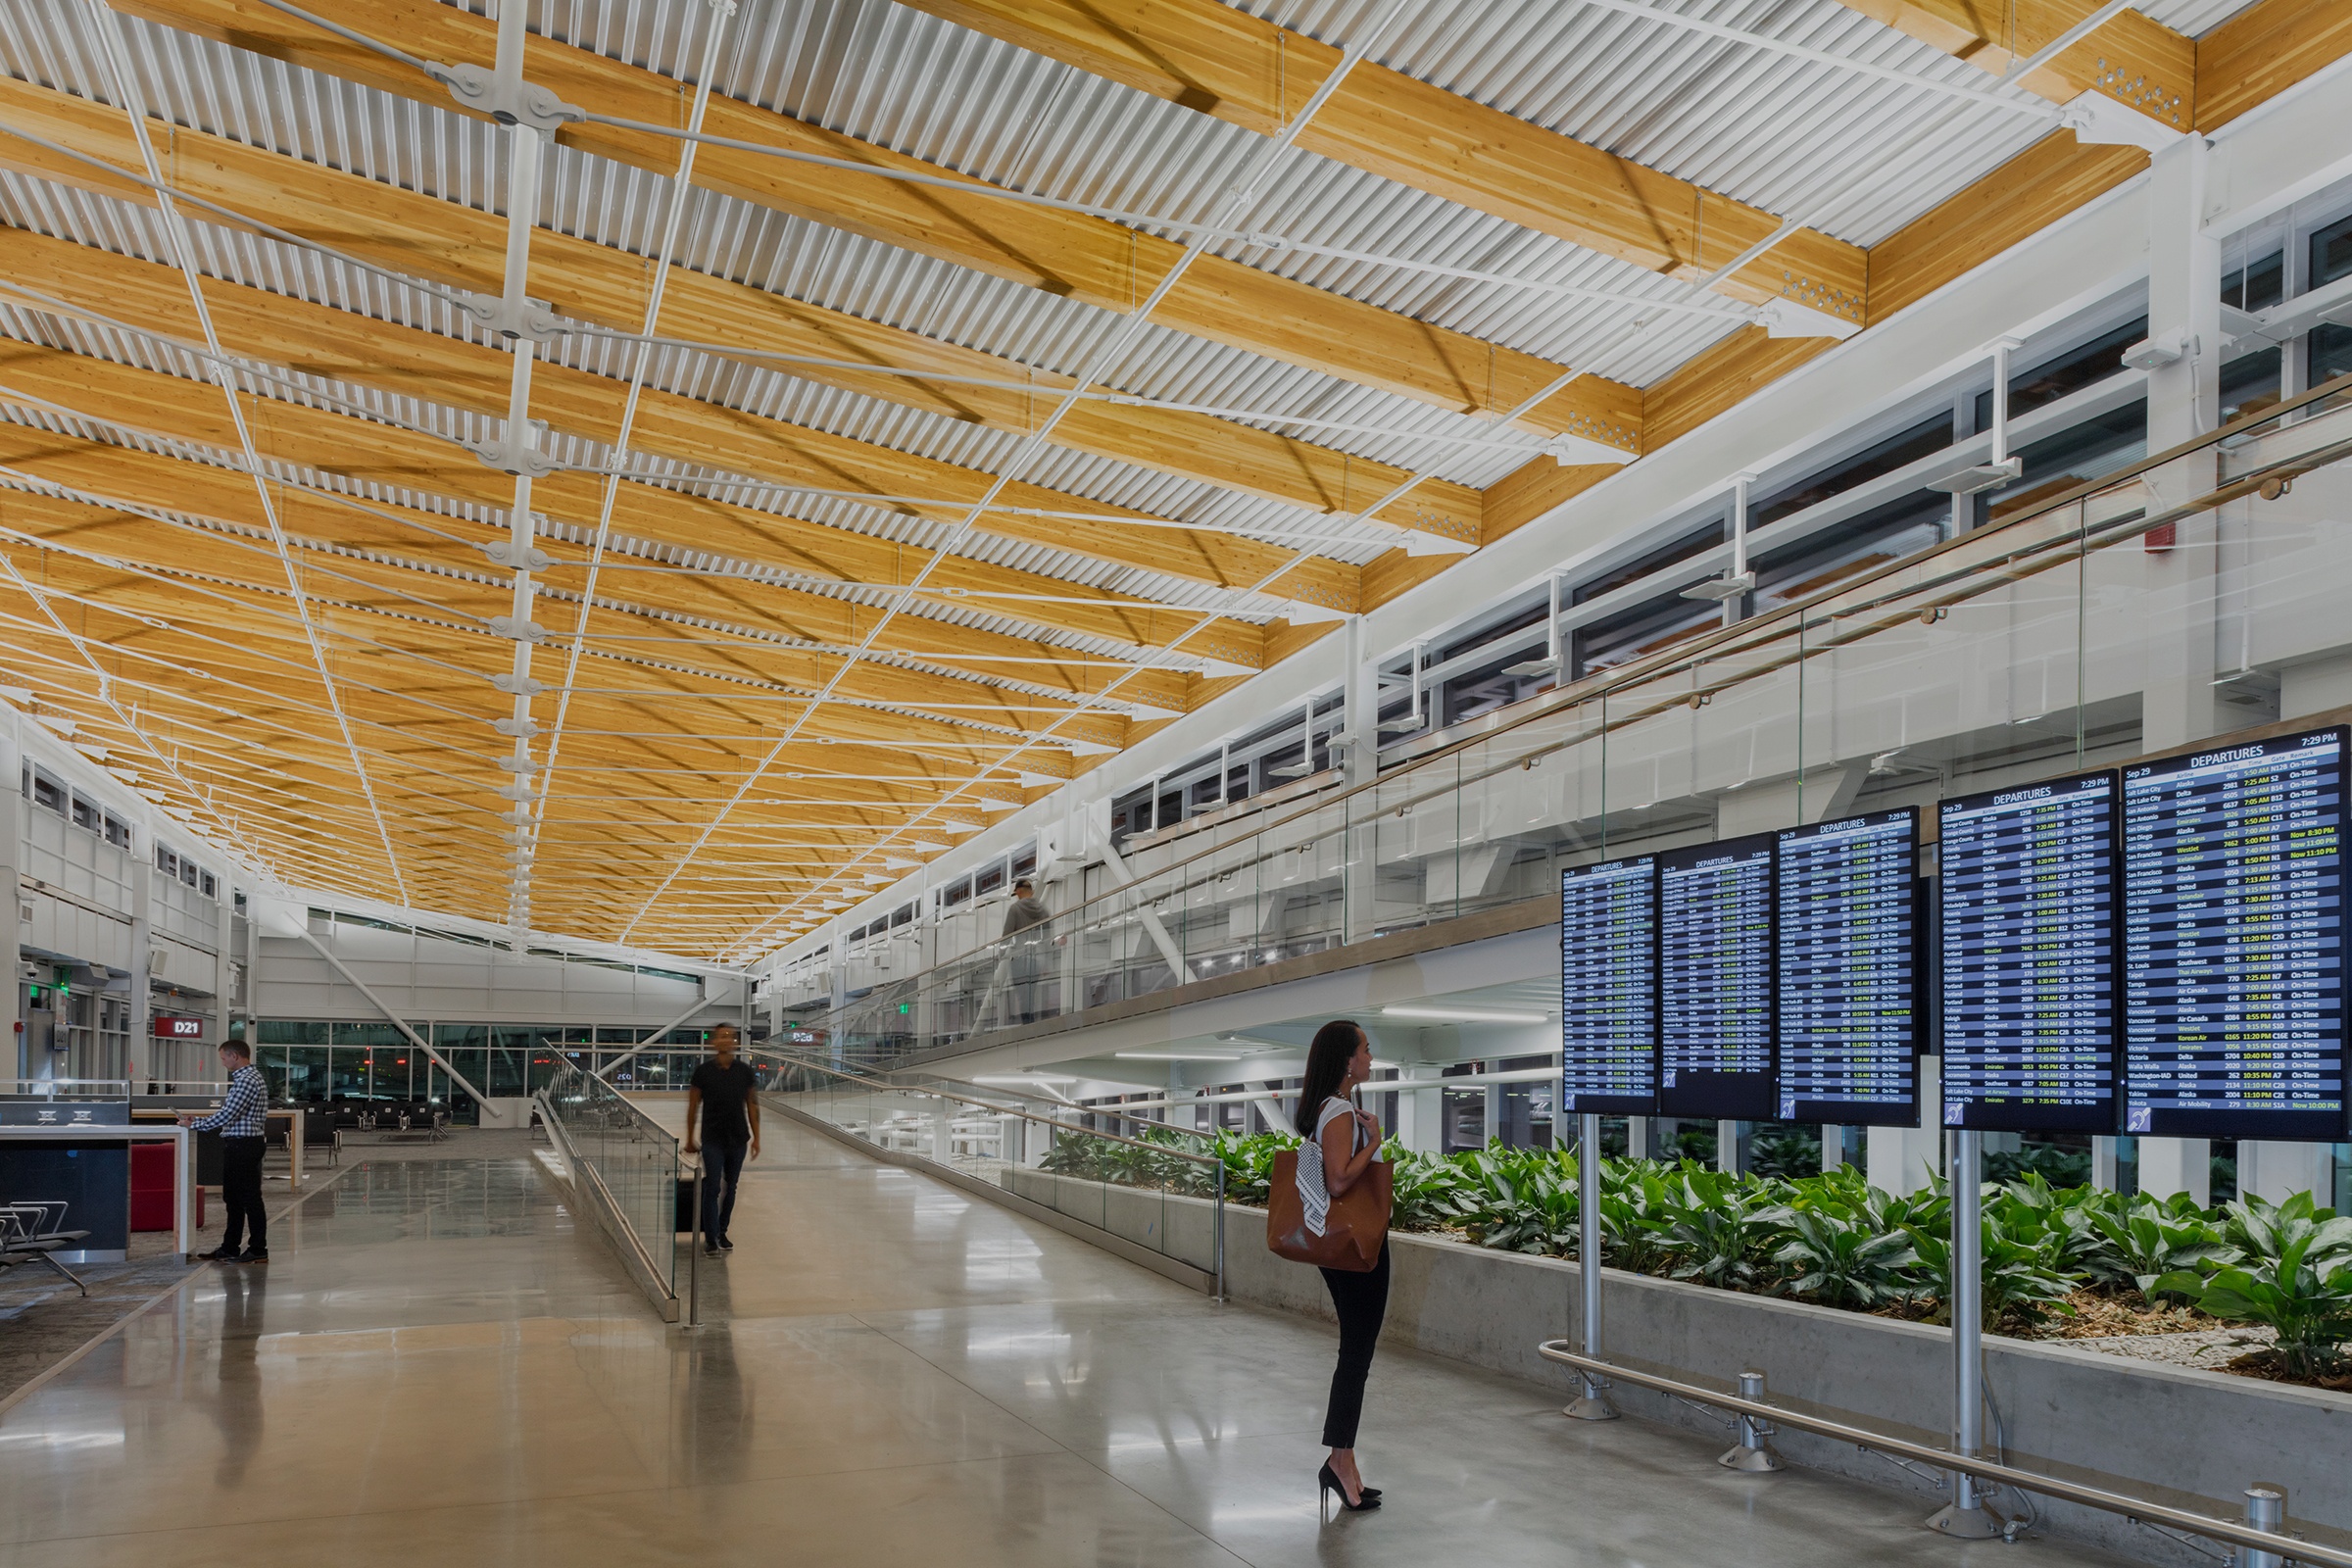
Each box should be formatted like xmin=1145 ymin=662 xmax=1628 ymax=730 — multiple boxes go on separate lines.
xmin=0 ymin=1123 xmax=197 ymax=1261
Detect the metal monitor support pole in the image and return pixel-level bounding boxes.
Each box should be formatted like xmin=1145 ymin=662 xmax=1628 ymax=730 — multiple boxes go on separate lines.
xmin=1930 ymin=1125 xmax=2001 ymax=1537
xmin=1565 ymin=1111 xmax=1618 ymax=1420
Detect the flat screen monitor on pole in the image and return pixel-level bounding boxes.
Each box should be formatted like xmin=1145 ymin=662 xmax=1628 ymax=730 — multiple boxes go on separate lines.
xmin=1560 ymin=855 xmax=1659 ymax=1114
xmin=1938 ymin=770 xmax=2121 ymax=1133
xmin=2122 ymin=724 xmax=2349 ymax=1142
xmin=1775 ymin=808 xmax=1922 ymax=1126
xmin=1657 ymin=834 xmax=1777 ymax=1119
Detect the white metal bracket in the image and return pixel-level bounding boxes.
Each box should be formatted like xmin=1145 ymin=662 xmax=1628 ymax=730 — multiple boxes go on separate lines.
xmin=463 ymin=423 xmax=561 ymax=477
xmin=480 ymin=539 xmax=554 ymax=571
xmin=1757 ymin=297 xmax=1863 ymax=342
xmin=1544 ymin=431 xmax=1639 ymax=467
xmin=458 ymin=291 xmax=564 ymax=343
xmin=423 ymin=61 xmax=586 ymax=134
xmin=2059 ymin=90 xmax=2188 ymax=154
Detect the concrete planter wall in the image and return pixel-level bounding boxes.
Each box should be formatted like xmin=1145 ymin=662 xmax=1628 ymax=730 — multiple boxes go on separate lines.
xmin=1001 ymin=1169 xmax=2351 ymax=1566
xmin=999 ymin=1165 xmax=1221 ymax=1274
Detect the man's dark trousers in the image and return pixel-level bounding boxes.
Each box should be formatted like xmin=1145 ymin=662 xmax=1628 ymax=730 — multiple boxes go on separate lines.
xmin=699 ymin=1135 xmax=749 ymax=1245
xmin=220 ymin=1136 xmax=268 ymax=1254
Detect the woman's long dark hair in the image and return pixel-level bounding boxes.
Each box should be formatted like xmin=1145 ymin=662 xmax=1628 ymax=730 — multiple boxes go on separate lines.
xmin=1293 ymin=1019 xmax=1365 ymax=1136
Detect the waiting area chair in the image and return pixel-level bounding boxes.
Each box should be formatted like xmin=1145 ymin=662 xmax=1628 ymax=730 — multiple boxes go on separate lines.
xmin=0 ymin=1200 xmax=91 ymax=1297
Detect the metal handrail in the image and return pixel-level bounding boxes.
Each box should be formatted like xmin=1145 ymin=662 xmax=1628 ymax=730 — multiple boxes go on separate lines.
xmin=753 ymin=1049 xmax=1221 ymax=1166
xmin=1536 ymin=1342 xmax=2347 ymax=1566
xmin=564 ymin=1066 xmax=686 ymax=1149
xmin=828 ymin=368 xmax=2352 ymax=1001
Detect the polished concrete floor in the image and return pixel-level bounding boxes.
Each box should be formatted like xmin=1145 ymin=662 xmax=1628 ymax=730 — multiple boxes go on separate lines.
xmin=0 ymin=1119 xmax=2142 ymax=1567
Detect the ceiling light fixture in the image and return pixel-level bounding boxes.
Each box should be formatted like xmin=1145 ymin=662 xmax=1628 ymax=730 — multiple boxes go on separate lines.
xmin=1113 ymin=1050 xmax=1251 ymax=1061
xmin=1379 ymin=1004 xmax=1550 ymax=1025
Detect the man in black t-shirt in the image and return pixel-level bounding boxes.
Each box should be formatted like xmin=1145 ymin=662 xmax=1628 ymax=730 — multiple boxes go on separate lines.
xmin=685 ymin=1025 xmax=760 ymax=1256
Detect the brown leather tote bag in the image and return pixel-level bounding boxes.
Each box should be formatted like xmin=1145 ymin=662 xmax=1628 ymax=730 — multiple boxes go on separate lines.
xmin=1266 ymin=1149 xmax=1393 ymax=1272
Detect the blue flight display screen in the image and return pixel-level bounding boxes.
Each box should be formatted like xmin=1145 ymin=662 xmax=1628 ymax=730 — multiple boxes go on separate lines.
xmin=1775 ymin=808 xmax=1921 ymax=1126
xmin=1560 ymin=856 xmax=1658 ymax=1113
xmin=1657 ymin=834 xmax=1776 ymax=1119
xmin=1938 ymin=771 xmax=2119 ymax=1132
xmin=2122 ymin=726 xmax=2349 ymax=1141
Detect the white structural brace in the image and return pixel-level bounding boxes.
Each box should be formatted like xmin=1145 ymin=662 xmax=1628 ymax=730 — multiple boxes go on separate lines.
xmin=293 ymin=925 xmax=485 ymax=1104
xmin=594 ymin=991 xmax=729 ymax=1081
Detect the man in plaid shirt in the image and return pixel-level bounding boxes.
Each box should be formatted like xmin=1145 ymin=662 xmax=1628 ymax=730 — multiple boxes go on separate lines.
xmin=181 ymin=1040 xmax=270 ymax=1263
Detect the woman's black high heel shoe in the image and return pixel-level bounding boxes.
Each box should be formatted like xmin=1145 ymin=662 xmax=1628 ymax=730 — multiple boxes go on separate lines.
xmin=1318 ymin=1461 xmax=1381 ymax=1519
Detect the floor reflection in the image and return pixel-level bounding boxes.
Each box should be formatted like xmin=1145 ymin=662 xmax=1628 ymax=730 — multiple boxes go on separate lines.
xmin=0 ymin=1129 xmax=2139 ymax=1568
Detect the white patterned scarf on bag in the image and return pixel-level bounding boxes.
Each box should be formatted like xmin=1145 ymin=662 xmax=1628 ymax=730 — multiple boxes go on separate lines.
xmin=1296 ymin=1097 xmax=1362 ymax=1238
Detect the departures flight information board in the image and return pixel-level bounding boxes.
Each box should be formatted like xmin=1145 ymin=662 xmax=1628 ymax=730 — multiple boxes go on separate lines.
xmin=1560 ymin=856 xmax=1659 ymax=1114
xmin=2122 ymin=725 xmax=2349 ymax=1141
xmin=1658 ymin=834 xmax=1777 ymax=1118
xmin=1775 ymin=809 xmax=1921 ymax=1126
xmin=1938 ymin=771 xmax=2119 ymax=1132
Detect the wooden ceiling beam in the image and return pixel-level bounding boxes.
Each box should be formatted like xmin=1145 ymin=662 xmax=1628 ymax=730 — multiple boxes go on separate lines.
xmin=2193 ymin=0 xmax=2352 ymax=130
xmin=892 ymin=0 xmax=1867 ymax=320
xmin=0 ymin=383 xmax=1204 ymax=711
xmin=110 ymin=0 xmax=1641 ymax=449
xmin=0 ymin=330 xmax=1278 ymax=663
xmin=0 ymin=60 xmax=1486 ymax=547
xmin=1833 ymin=0 xmax=2192 ymax=122
xmin=0 ymin=483 xmax=1123 ymax=764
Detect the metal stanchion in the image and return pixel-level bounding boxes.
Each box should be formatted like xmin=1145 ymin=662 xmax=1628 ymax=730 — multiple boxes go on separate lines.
xmin=2238 ymin=1485 xmax=2287 ymax=1568
xmin=1929 ymin=1126 xmax=2001 ymax=1538
xmin=1719 ymin=1369 xmax=1784 ymax=1471
xmin=1213 ymin=1156 xmax=1227 ymax=1304
xmin=1564 ymin=1112 xmax=1618 ymax=1420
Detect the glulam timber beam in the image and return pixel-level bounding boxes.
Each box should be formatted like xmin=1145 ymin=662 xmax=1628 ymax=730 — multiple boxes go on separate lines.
xmin=0 ymin=71 xmax=1475 ymax=562
xmin=1835 ymin=0 xmax=2193 ymax=122
xmin=109 ymin=0 xmax=1642 ymax=449
xmin=892 ymin=0 xmax=1866 ymax=320
xmin=0 ymin=352 xmax=1263 ymax=688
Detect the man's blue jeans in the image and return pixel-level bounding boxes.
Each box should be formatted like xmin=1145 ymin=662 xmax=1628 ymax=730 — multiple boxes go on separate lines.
xmin=698 ymin=1135 xmax=748 ymax=1245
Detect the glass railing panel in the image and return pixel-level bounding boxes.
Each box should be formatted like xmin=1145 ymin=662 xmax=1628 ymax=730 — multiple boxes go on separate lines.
xmin=542 ymin=1065 xmax=678 ymax=1294
xmin=760 ymin=1052 xmax=1223 ymax=1282
xmin=804 ymin=382 xmax=2352 ymax=1063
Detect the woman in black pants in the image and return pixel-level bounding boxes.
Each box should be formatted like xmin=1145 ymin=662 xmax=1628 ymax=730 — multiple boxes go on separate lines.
xmin=1293 ymin=1019 xmax=1387 ymax=1515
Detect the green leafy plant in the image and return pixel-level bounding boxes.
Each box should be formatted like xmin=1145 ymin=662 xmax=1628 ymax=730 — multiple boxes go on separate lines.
xmin=1384 ymin=1139 xmax=1478 ymax=1232
xmin=2158 ymin=1225 xmax=2352 ymax=1382
xmin=1457 ymin=1149 xmax=1580 ymax=1254
xmin=1763 ymin=1202 xmax=1922 ymax=1310
xmin=1593 ymin=1161 xmax=1682 ymax=1274
xmin=1658 ymin=1166 xmax=1771 ymax=1290
xmin=1747 ymin=1130 xmax=1822 ymax=1180
xmin=2082 ymin=1195 xmax=2236 ymax=1299
xmin=1907 ymin=1212 xmax=2082 ymax=1332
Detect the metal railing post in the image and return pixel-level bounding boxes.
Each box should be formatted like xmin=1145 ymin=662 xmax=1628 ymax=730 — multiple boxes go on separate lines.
xmin=1930 ymin=1126 xmax=2001 ymax=1538
xmin=1536 ymin=1342 xmax=2352 ymax=1568
xmin=1564 ymin=1111 xmax=1618 ymax=1420
xmin=2238 ymin=1486 xmax=2287 ymax=1568
xmin=687 ymin=1154 xmax=703 ymax=1330
xmin=1719 ymin=1369 xmax=1784 ymax=1471
xmin=1214 ymin=1155 xmax=1227 ymax=1304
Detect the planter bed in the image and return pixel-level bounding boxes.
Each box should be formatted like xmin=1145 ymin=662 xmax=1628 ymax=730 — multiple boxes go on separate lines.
xmin=1002 ymin=1165 xmax=2351 ymax=1568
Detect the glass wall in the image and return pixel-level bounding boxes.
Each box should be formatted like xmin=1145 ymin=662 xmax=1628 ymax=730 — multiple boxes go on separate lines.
xmin=252 ymin=1022 xmax=740 ymax=1123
